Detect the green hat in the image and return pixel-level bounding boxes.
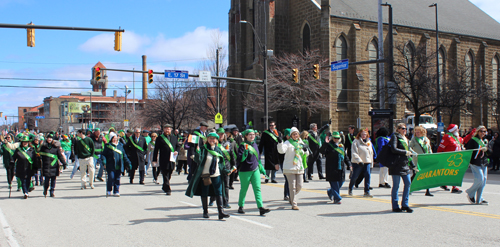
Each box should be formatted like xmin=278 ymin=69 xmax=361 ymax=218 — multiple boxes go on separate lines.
xmin=284 ymin=128 xmax=291 ymax=137
xmin=20 ymin=135 xmax=30 ymax=142
xmin=217 ymin=128 xmax=225 ymax=134
xmin=39 ymin=136 xmax=45 ymax=141
xmin=241 ymin=129 xmax=255 ymax=136
xmin=118 ymin=130 xmax=125 ymax=134
xmin=207 ymin=132 xmax=219 ymax=139
xmin=94 ymin=128 xmax=101 ymax=132
xmin=332 ymin=131 xmax=341 ymax=139
xmin=16 ymin=133 xmax=24 ymax=138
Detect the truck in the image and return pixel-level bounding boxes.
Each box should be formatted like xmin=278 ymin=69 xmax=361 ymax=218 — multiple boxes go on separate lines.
xmin=404 ymin=114 xmax=437 ymax=136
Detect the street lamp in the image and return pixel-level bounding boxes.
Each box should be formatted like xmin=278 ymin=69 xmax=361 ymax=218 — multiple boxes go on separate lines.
xmin=125 ymin=85 xmax=131 ymax=121
xmin=240 ymin=20 xmax=273 ymax=128
xmin=430 ymin=3 xmax=441 ymax=142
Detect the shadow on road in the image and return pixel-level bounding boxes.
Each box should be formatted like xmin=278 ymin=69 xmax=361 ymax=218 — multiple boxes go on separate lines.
xmin=317 ymin=210 xmax=394 ymax=217
xmin=129 ymin=214 xmax=207 ymax=225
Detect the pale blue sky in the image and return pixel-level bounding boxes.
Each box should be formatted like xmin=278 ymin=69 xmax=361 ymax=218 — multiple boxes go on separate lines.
xmin=0 ymin=0 xmax=498 ymax=122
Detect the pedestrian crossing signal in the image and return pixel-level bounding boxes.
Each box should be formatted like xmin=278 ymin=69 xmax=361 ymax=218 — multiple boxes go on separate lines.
xmin=148 ymin=70 xmax=153 ymax=84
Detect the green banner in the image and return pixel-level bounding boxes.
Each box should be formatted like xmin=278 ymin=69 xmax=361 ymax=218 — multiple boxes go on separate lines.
xmin=410 ymin=150 xmax=474 ymax=192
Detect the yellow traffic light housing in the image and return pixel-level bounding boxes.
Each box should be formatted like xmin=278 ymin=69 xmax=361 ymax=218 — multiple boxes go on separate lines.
xmin=114 ymin=31 xmax=122 ymax=51
xmin=95 ymin=67 xmax=101 ymax=81
xmin=148 ymin=70 xmax=154 ymax=84
xmin=313 ymin=64 xmax=320 ymax=80
xmin=27 ymin=22 xmax=35 ymax=47
xmin=292 ymin=68 xmax=299 ymax=83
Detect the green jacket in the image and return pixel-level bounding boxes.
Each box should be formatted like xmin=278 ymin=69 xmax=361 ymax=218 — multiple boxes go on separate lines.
xmin=74 ymin=136 xmax=95 ymax=159
xmin=61 ymin=140 xmax=72 ymax=152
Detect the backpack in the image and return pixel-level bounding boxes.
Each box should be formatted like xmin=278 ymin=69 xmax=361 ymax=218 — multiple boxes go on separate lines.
xmin=375 ymin=135 xmax=397 ymax=168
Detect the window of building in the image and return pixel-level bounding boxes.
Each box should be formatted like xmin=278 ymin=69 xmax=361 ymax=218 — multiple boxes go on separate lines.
xmin=336 ymin=36 xmax=348 ymax=110
xmin=493 ymin=56 xmax=499 ymax=113
xmin=465 ymin=51 xmax=474 ymax=112
xmin=302 ymin=23 xmax=311 ymax=54
xmin=368 ymin=40 xmax=379 ymax=109
xmin=403 ymin=42 xmax=415 ymax=110
xmin=438 ymin=48 xmax=445 ymax=90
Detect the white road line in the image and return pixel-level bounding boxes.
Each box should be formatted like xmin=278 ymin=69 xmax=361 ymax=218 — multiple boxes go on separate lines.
xmin=179 ymin=201 xmax=273 ymax=229
xmin=0 ymin=207 xmax=20 ymax=247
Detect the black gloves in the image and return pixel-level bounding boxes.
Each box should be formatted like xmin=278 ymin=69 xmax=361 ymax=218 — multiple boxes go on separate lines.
xmin=302 ymin=143 xmax=309 ymax=152
xmin=328 ymin=119 xmax=332 ymax=125
xmin=277 ymin=136 xmax=283 ymax=143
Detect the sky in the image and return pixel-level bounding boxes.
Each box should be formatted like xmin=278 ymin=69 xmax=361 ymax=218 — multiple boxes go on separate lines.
xmin=0 ymin=0 xmax=499 ymax=124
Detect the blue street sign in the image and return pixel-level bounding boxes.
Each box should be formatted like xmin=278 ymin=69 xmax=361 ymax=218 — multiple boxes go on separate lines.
xmin=437 ymin=122 xmax=444 ymax=132
xmin=35 ymin=116 xmax=45 ymax=119
xmin=165 ymin=70 xmax=189 ymax=79
xmin=331 ymin=59 xmax=349 ymax=72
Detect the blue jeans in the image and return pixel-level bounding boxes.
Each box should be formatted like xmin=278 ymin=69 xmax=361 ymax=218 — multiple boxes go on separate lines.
xmin=266 ymin=170 xmax=276 ymax=180
xmin=64 ymin=151 xmax=71 ymax=164
xmin=392 ymin=174 xmax=411 ymax=209
xmin=44 ymin=176 xmax=56 ymax=193
xmin=348 ymin=163 xmax=371 ymax=192
xmin=70 ymin=155 xmax=79 ymax=179
xmin=466 ymin=164 xmax=488 ymax=202
xmin=95 ymin=154 xmax=104 ymax=178
xmin=107 ymin=170 xmax=121 ymax=194
xmin=328 ymin=180 xmax=344 ymax=201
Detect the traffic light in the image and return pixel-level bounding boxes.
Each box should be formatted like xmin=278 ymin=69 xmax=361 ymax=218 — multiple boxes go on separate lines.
xmin=27 ymin=22 xmax=35 ymax=47
xmin=148 ymin=70 xmax=153 ymax=84
xmin=313 ymin=64 xmax=320 ymax=80
xmin=114 ymin=31 xmax=122 ymax=51
xmin=292 ymin=68 xmax=299 ymax=83
xmin=95 ymin=67 xmax=101 ymax=81
xmin=5 ymin=116 xmax=7 ymax=121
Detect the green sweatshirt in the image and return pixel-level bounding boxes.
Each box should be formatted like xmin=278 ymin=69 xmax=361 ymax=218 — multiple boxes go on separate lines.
xmin=74 ymin=136 xmax=95 ymax=159
xmin=61 ymin=140 xmax=72 ymax=152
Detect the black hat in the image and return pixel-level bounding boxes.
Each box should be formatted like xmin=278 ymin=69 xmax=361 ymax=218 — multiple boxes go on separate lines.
xmin=126 ymin=129 xmax=134 ymax=133
xmin=163 ymin=124 xmax=173 ymax=129
xmin=142 ymin=130 xmax=150 ymax=133
xmin=200 ymin=121 xmax=209 ymax=127
xmin=231 ymin=127 xmax=239 ymax=132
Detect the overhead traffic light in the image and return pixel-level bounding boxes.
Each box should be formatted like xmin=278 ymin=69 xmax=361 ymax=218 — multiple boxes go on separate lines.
xmin=313 ymin=64 xmax=320 ymax=80
xmin=114 ymin=31 xmax=122 ymax=51
xmin=5 ymin=116 xmax=7 ymax=121
xmin=292 ymin=68 xmax=299 ymax=83
xmin=27 ymin=22 xmax=35 ymax=47
xmin=95 ymin=67 xmax=101 ymax=81
xmin=148 ymin=70 xmax=153 ymax=84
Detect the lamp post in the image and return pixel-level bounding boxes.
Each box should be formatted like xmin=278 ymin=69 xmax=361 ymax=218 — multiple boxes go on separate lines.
xmin=240 ymin=20 xmax=272 ymax=128
xmin=124 ymin=85 xmax=131 ymax=121
xmin=430 ymin=3 xmax=441 ymax=142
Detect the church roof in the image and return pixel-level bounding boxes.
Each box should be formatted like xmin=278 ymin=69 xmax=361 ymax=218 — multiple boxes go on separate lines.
xmin=329 ymin=0 xmax=500 ymax=41
xmin=93 ymin=61 xmax=106 ymax=69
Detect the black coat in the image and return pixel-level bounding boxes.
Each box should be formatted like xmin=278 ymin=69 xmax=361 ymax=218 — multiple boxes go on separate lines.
xmin=13 ymin=146 xmax=39 ymax=179
xmin=345 ymin=133 xmax=356 ymax=161
xmin=319 ymin=141 xmax=351 ymax=182
xmin=124 ymin=135 xmax=147 ymax=170
xmin=389 ymin=133 xmax=415 ymax=176
xmin=308 ymin=124 xmax=329 ymax=153
xmin=40 ymin=143 xmax=67 ymax=177
xmin=258 ymin=129 xmax=282 ymax=170
xmin=466 ymin=137 xmax=491 ymax=166
xmin=153 ymin=134 xmax=179 ymax=171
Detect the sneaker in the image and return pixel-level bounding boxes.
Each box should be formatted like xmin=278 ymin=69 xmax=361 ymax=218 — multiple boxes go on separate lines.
xmin=96 ymin=177 xmax=104 ymax=182
xmin=24 ymin=193 xmax=28 ymax=199
xmin=451 ymin=188 xmax=462 ymax=194
xmin=348 ymin=189 xmax=353 ymax=196
xmin=107 ymin=191 xmax=111 ymax=196
xmin=441 ymin=186 xmax=450 ymax=191
xmin=384 ymin=183 xmax=391 ymax=188
xmin=401 ymin=206 xmax=413 ymax=213
xmin=478 ymin=200 xmax=488 ymax=205
xmin=114 ymin=193 xmax=120 ymax=197
xmin=291 ymin=205 xmax=299 ymax=210
xmin=333 ymin=200 xmax=342 ymax=204
xmin=90 ymin=185 xmax=95 ymax=189
xmin=466 ymin=194 xmax=475 ymax=204
xmin=364 ymin=192 xmax=373 ymax=198
xmin=271 ymin=180 xmax=278 ymax=183
xmin=379 ymin=184 xmax=385 ymax=188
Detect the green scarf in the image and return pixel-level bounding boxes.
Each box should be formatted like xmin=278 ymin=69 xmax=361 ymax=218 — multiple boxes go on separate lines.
xmin=328 ymin=142 xmax=344 ymax=170
xmin=128 ymin=136 xmax=145 ymax=152
xmin=107 ymin=144 xmax=123 ymax=170
xmin=398 ymin=135 xmax=413 ymax=163
xmin=240 ymin=141 xmax=266 ymax=176
xmin=289 ymin=139 xmax=308 ymax=169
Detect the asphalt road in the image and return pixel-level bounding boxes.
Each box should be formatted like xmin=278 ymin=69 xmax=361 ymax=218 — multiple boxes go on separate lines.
xmin=0 ymin=162 xmax=499 ymax=247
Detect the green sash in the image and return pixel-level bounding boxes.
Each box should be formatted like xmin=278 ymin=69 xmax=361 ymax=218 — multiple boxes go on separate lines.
xmin=217 ymin=144 xmax=231 ymax=160
xmin=17 ymin=148 xmax=33 ymax=165
xmin=205 ymin=146 xmax=223 ymax=159
xmin=398 ymin=136 xmax=413 ymax=163
xmin=129 ymin=136 xmax=145 ymax=152
xmin=160 ymin=134 xmax=174 ymax=152
xmin=416 ymin=137 xmax=429 ymax=154
xmin=308 ymin=134 xmax=320 ymax=145
xmin=241 ymin=142 xmax=266 ymax=176
xmin=472 ymin=137 xmax=486 ymax=147
xmin=40 ymin=152 xmax=58 ymax=166
xmin=107 ymin=144 xmax=123 ymax=170
xmin=263 ymin=130 xmax=278 ymax=142
xmin=77 ymin=137 xmax=91 ymax=152
xmin=3 ymin=143 xmax=14 ymax=156
xmin=289 ymin=139 xmax=308 ymax=169
xmin=447 ymin=132 xmax=461 ymax=147
xmin=328 ymin=142 xmax=345 ymax=158
xmin=193 ymin=131 xmax=207 ymax=141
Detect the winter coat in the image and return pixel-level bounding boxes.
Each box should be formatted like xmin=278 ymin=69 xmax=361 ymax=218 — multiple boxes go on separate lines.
xmin=1 ymin=142 xmax=17 ymax=168
xmin=125 ymin=135 xmax=148 ymax=171
xmin=319 ymin=141 xmax=351 ymax=182
xmin=90 ymin=134 xmax=106 ymax=155
xmin=101 ymin=142 xmax=132 ymax=172
xmin=466 ymin=137 xmax=492 ymax=166
xmin=376 ymin=136 xmax=391 ymax=167
xmin=437 ymin=131 xmax=474 ymax=152
xmin=236 ymin=141 xmax=260 ymax=172
xmin=308 ymin=124 xmax=329 ymax=153
xmin=40 ymin=142 xmax=68 ymax=177
xmin=258 ymin=129 xmax=282 ymax=170
xmin=409 ymin=136 xmax=432 ymax=167
xmin=277 ymin=139 xmax=309 ymax=175
xmin=185 ymin=130 xmax=206 ymax=166
xmin=12 ymin=146 xmax=39 ymax=179
xmin=74 ymin=136 xmax=95 ymax=159
xmin=351 ymin=138 xmax=374 ymax=166
xmin=389 ymin=133 xmax=415 ymax=176
xmin=153 ymin=134 xmax=179 ymax=171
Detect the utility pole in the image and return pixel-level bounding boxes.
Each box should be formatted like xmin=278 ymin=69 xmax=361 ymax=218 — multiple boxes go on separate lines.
xmin=133 ymin=68 xmax=136 ymax=112
xmin=378 ymin=0 xmax=385 ymax=109
xmin=216 ymin=47 xmax=221 ymax=114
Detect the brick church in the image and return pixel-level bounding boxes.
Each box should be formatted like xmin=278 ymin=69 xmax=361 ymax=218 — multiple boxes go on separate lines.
xmin=227 ymin=0 xmax=500 ymax=132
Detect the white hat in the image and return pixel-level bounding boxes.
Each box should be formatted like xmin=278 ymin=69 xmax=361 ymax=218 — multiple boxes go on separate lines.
xmin=290 ymin=127 xmax=300 ymax=135
xmin=109 ymin=132 xmax=117 ymax=142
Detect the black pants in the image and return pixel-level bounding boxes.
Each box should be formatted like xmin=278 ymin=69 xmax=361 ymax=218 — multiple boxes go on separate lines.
xmin=44 ymin=176 xmax=56 ymax=193
xmin=176 ymin=160 xmax=188 ymax=173
xmin=307 ymin=151 xmax=323 ymax=178
xmin=152 ymin=167 xmax=160 ymax=181
xmin=162 ymin=169 xmax=173 ymax=192
xmin=5 ymin=166 xmax=15 ymax=186
xmin=130 ymin=168 xmax=145 ymax=183
xmin=229 ymin=170 xmax=238 ymax=187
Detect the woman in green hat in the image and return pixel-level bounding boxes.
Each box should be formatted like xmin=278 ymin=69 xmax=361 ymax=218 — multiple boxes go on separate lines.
xmin=185 ymin=132 xmax=232 ymax=220
xmin=40 ymin=133 xmax=68 ymax=197
xmin=12 ymin=135 xmax=39 ymax=199
xmin=1 ymin=133 xmax=16 ymax=190
xmin=209 ymin=128 xmax=235 ymax=208
xmin=236 ymin=129 xmax=271 ymax=216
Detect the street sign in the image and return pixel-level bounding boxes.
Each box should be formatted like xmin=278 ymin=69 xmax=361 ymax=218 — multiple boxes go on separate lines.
xmin=124 ymin=119 xmax=129 ymax=127
xmin=199 ymin=71 xmax=212 ymax=82
xmin=215 ymin=113 xmax=223 ymax=124
xmin=35 ymin=116 xmax=45 ymax=119
xmin=331 ymin=59 xmax=349 ymax=72
xmin=438 ymin=122 xmax=444 ymax=132
xmin=165 ymin=70 xmax=189 ymax=79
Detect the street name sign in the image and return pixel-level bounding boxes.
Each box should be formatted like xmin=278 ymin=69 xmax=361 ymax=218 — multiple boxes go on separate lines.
xmin=331 ymin=59 xmax=349 ymax=72
xmin=165 ymin=70 xmax=189 ymax=79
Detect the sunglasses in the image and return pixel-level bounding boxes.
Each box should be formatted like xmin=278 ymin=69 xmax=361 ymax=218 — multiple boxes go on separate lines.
xmin=400 ymin=128 xmax=407 ymax=130
xmin=479 ymin=130 xmax=487 ymax=133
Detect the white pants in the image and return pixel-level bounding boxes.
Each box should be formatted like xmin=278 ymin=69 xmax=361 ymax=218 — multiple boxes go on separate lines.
xmin=379 ymin=166 xmax=389 ymax=184
xmin=79 ymin=157 xmax=95 ymax=187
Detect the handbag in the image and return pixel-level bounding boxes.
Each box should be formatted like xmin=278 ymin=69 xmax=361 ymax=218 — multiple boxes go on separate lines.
xmin=201 ymin=174 xmax=212 ymax=186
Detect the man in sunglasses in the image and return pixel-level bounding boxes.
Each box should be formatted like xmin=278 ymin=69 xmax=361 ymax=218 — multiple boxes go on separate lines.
xmin=437 ymin=124 xmax=475 ymax=193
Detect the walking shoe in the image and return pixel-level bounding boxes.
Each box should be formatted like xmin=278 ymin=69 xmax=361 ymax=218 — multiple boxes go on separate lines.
xmin=478 ymin=200 xmax=488 ymax=205
xmin=392 ymin=208 xmax=402 ymax=213
xmin=440 ymin=186 xmax=450 ymax=191
xmin=23 ymin=193 xmax=28 ymax=199
xmin=209 ymin=200 xmax=214 ymax=207
xmin=107 ymin=191 xmax=111 ymax=196
xmin=237 ymin=207 xmax=245 ymax=214
xmin=348 ymin=189 xmax=353 ymax=196
xmin=451 ymin=188 xmax=462 ymax=194
xmin=303 ymin=180 xmax=309 ymax=183
xmin=96 ymin=177 xmax=104 ymax=182
xmin=401 ymin=206 xmax=413 ymax=213
xmin=333 ymin=200 xmax=342 ymax=204
xmin=35 ymin=182 xmax=39 ymax=186
xmin=114 ymin=193 xmax=120 ymax=197
xmin=385 ymin=183 xmax=391 ymax=188
xmin=29 ymin=187 xmax=35 ymax=192
xmin=369 ymin=187 xmax=373 ymax=190
xmin=90 ymin=185 xmax=95 ymax=189
xmin=425 ymin=191 xmax=434 ymax=197
xmin=139 ymin=181 xmax=145 ymax=185
xmin=81 ymin=185 xmax=86 ymax=189
xmin=363 ymin=192 xmax=373 ymax=198
xmin=229 ymin=186 xmax=234 ymax=190
xmin=224 ymin=204 xmax=231 ymax=209
xmin=466 ymin=194 xmax=475 ymax=204
xmin=259 ymin=207 xmax=271 ymax=216
xmin=291 ymin=205 xmax=299 ymax=210
xmin=50 ymin=193 xmax=55 ymax=197
xmin=264 ymin=179 xmax=269 ymax=183
xmin=379 ymin=184 xmax=385 ymax=188
xmin=166 ymin=192 xmax=171 ymax=195
xmin=284 ymin=196 xmax=290 ymax=201
xmin=271 ymin=180 xmax=278 ymax=183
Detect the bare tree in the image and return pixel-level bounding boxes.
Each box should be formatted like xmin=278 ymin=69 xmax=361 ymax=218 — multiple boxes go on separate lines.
xmin=440 ymin=68 xmax=478 ymax=124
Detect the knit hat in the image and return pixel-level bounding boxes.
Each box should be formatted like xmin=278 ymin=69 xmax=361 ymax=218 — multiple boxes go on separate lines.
xmin=290 ymin=127 xmax=300 ymax=135
xmin=241 ymin=129 xmax=255 ymax=137
xmin=217 ymin=128 xmax=225 ymax=134
xmin=46 ymin=133 xmax=54 ymax=139
xmin=109 ymin=132 xmax=117 ymax=142
xmin=447 ymin=124 xmax=458 ymax=133
xmin=284 ymin=128 xmax=291 ymax=137
xmin=207 ymin=132 xmax=219 ymax=139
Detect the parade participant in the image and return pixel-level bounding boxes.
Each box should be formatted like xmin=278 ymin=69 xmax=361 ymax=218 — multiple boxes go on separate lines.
xmin=101 ymin=132 xmax=131 ymax=197
xmin=465 ymin=126 xmax=491 ymax=205
xmin=300 ymin=131 xmax=310 ymax=184
xmin=236 ymin=129 xmax=271 ymax=216
xmin=31 ymin=135 xmax=43 ymax=186
xmin=375 ymin=128 xmax=391 ymax=188
xmin=490 ymin=132 xmax=500 ymax=171
xmin=409 ymin=126 xmax=433 ymax=196
xmin=185 ymin=122 xmax=209 ymax=181
xmin=148 ymin=133 xmax=160 ymax=184
xmin=258 ymin=121 xmax=282 ymax=184
xmin=1 ymin=134 xmax=16 ymax=190
xmin=282 ymin=128 xmax=291 ymax=200
xmin=186 ymin=132 xmax=232 ymax=220
xmin=228 ymin=127 xmax=242 ymax=188
xmin=389 ymin=123 xmax=417 ymax=213
xmin=319 ymin=131 xmax=351 ymax=204
xmin=118 ymin=130 xmax=127 ymax=145
xmin=105 ymin=127 xmax=116 ymax=143
xmin=39 ymin=133 xmax=67 ymax=197
xmin=74 ymin=129 xmax=95 ymax=189
xmin=11 ymin=135 xmax=39 ymax=199
xmin=125 ymin=128 xmax=148 ymax=184
xmin=142 ymin=130 xmax=151 ymax=175
xmin=209 ymin=128 xmax=235 ymax=208
xmin=61 ymin=135 xmax=72 ymax=165
xmin=176 ymin=132 xmax=188 ymax=175
xmin=348 ymin=128 xmax=374 ymax=197
xmin=437 ymin=124 xmax=475 ymax=193
xmin=307 ymin=121 xmax=330 ymax=180
xmin=152 ymin=124 xmax=178 ymax=195
xmin=91 ymin=128 xmax=107 ymax=182
xmin=277 ymin=127 xmax=309 ymax=210
xmin=345 ymin=125 xmax=356 ymax=170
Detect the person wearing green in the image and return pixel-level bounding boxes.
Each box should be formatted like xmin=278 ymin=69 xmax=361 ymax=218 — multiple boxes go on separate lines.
xmin=11 ymin=135 xmax=39 ymax=199
xmin=61 ymin=135 xmax=72 ymax=165
xmin=465 ymin=125 xmax=491 ymax=205
xmin=409 ymin=126 xmax=433 ymax=196
xmin=142 ymin=130 xmax=152 ymax=175
xmin=101 ymin=132 xmax=131 ymax=197
xmin=39 ymin=133 xmax=67 ymax=197
xmin=74 ymin=129 xmax=95 ymax=189
xmin=236 ymin=129 xmax=271 ymax=216
xmin=1 ymin=133 xmax=16 ymax=190
xmin=185 ymin=132 xmax=232 ymax=220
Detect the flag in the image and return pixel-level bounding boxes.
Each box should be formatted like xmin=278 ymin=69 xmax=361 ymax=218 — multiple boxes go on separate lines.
xmin=410 ymin=150 xmax=474 ymax=192
xmin=188 ymin=134 xmax=199 ymax=144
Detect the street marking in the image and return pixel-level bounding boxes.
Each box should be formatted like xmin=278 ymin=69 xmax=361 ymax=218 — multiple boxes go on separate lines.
xmin=263 ymin=183 xmax=500 ymax=219
xmin=179 ymin=201 xmax=273 ymax=229
xmin=0 ymin=207 xmax=20 ymax=247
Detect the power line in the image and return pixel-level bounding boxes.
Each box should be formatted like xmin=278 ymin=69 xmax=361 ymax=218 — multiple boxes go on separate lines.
xmin=0 ymin=57 xmax=213 ymax=65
